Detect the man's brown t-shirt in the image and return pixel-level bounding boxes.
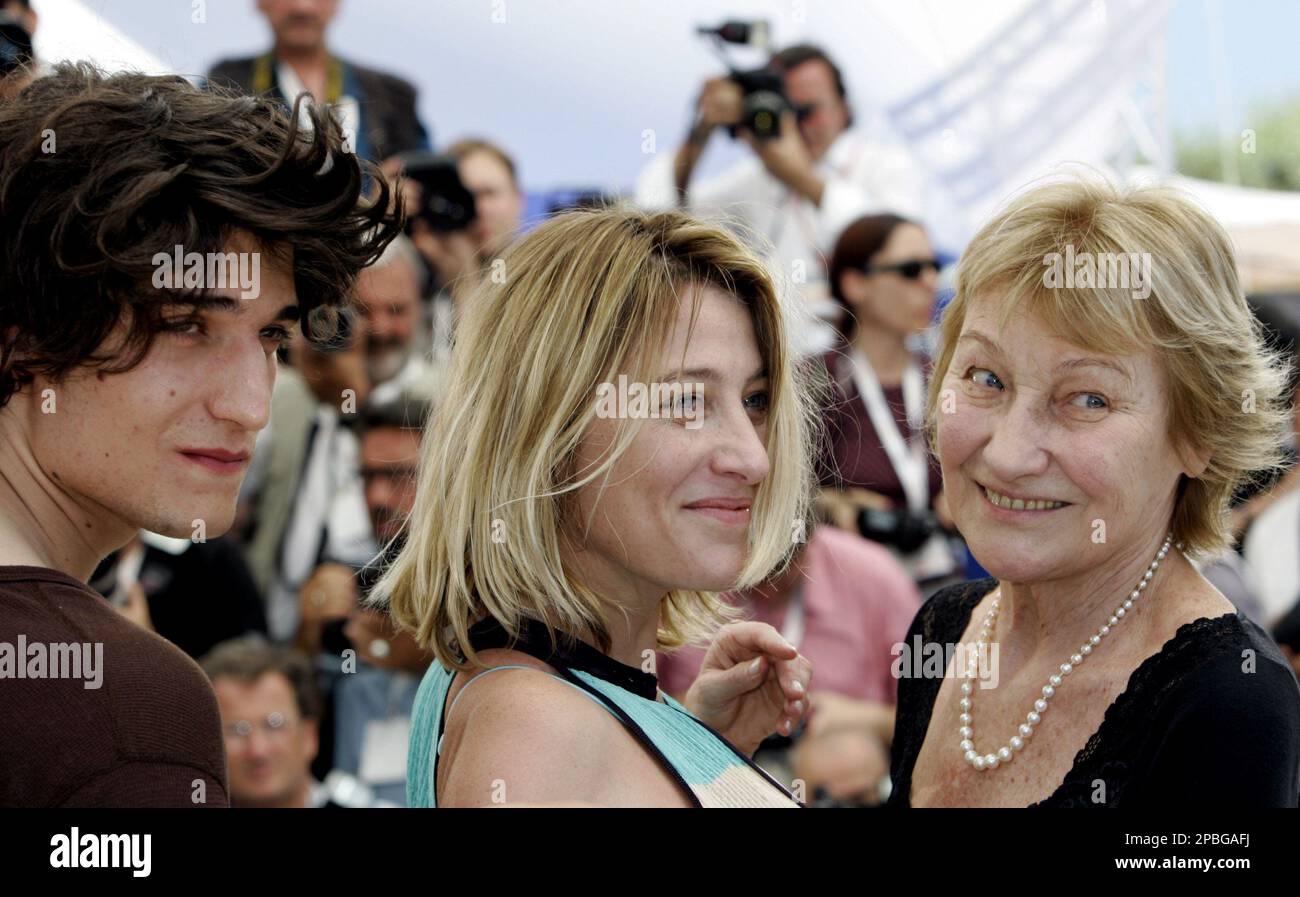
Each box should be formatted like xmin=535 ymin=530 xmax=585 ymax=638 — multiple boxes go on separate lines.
xmin=0 ymin=566 xmax=229 ymax=807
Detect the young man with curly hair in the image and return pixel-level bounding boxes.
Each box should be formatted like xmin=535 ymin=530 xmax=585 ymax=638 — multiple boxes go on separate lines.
xmin=0 ymin=63 xmax=398 ymax=807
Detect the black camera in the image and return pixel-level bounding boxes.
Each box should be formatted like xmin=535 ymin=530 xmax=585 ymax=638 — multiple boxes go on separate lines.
xmin=0 ymin=12 xmax=33 ymax=81
xmin=857 ymin=506 xmax=940 ymax=555
xmin=397 ymin=151 xmax=476 ymax=233
xmin=728 ymin=66 xmax=798 ymax=141
xmin=696 ymin=20 xmax=809 ymax=141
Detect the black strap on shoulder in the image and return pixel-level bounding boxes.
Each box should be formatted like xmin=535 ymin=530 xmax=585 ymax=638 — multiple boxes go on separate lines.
xmin=448 ymin=616 xmax=801 ymax=807
xmin=547 ymin=663 xmax=704 ymax=808
xmin=455 ymin=617 xmax=703 ymax=807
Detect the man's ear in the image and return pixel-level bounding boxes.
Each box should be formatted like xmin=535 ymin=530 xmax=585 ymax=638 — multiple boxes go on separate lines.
xmin=303 ymin=718 xmax=320 ymax=764
xmin=1176 ymin=435 xmax=1212 ymax=479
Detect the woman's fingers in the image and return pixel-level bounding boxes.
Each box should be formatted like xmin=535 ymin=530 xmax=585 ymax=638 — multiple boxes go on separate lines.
xmin=757 ymin=670 xmax=806 ymax=736
xmin=771 ymin=652 xmax=812 ymax=705
xmin=712 ymin=621 xmax=797 ymax=667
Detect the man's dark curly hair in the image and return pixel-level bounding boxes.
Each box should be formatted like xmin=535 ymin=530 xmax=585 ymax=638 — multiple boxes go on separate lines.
xmin=0 ymin=62 xmax=402 ymax=408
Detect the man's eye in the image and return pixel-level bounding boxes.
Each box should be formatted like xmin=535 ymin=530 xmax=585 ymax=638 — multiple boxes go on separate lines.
xmin=262 ymin=325 xmax=293 ymax=347
xmin=967 ymin=367 xmax=1003 ymax=390
xmin=163 ymin=318 xmax=205 ymax=337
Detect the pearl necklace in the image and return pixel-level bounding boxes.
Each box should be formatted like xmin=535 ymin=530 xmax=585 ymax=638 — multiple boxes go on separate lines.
xmin=958 ymin=533 xmax=1180 ymax=771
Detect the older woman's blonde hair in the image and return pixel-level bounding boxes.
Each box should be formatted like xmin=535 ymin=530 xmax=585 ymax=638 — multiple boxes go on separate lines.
xmin=927 ymin=174 xmax=1293 ymax=558
xmin=375 ymin=205 xmax=823 ymax=670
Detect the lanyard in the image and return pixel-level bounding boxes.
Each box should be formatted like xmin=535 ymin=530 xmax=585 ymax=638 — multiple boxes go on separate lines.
xmin=848 ymin=348 xmax=929 ymax=512
xmin=252 ymin=52 xmax=344 ymax=104
xmin=778 ymin=583 xmax=805 ymax=651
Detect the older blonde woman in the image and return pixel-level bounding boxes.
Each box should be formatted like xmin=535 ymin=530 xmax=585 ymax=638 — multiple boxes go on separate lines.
xmin=377 ymin=206 xmax=819 ymax=807
xmin=888 ymin=176 xmax=1300 ymax=807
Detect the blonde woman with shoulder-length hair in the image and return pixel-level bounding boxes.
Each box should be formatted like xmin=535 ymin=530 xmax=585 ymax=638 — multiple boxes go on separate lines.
xmin=376 ymin=205 xmax=820 ymax=807
xmin=887 ymin=174 xmax=1300 ymax=807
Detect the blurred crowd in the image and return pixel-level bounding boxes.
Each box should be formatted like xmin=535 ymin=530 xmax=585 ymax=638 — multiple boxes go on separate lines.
xmin=6 ymin=0 xmax=1297 ymax=808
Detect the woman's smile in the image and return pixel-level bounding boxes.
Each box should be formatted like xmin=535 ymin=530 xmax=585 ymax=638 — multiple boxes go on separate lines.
xmin=976 ymin=481 xmax=1072 ymax=517
xmin=683 ymin=496 xmax=753 ymax=527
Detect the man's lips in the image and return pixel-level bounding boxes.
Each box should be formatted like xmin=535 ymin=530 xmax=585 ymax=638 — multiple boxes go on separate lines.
xmin=684 ymin=497 xmax=752 ymax=526
xmin=179 ymin=447 xmax=250 ymax=475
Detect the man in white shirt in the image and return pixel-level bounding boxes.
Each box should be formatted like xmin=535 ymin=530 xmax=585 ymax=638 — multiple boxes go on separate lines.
xmin=636 ymin=45 xmax=924 ymax=350
xmin=255 ymin=332 xmax=376 ymax=644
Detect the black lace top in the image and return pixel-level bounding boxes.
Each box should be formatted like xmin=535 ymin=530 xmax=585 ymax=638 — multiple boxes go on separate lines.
xmin=888 ymin=578 xmax=1300 ymax=807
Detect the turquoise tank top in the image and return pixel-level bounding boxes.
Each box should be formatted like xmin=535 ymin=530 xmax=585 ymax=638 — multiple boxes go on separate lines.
xmin=407 ymin=621 xmax=800 ymax=808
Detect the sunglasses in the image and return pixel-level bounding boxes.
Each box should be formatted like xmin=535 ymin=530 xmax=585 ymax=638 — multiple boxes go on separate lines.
xmin=862 ymin=258 xmax=941 ymax=280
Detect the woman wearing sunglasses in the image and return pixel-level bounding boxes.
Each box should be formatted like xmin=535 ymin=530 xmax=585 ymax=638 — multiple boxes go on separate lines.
xmin=818 ymin=214 xmax=958 ymax=585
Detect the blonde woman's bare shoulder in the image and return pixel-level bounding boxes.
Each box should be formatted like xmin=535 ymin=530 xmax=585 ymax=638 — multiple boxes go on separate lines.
xmin=436 ymin=654 xmax=624 ymax=807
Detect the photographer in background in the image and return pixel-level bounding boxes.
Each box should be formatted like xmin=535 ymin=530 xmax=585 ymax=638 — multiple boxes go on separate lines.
xmin=388 ymin=138 xmax=524 ymax=366
xmin=636 ymin=40 xmax=924 ymax=331
xmin=817 ymin=213 xmax=959 ymax=588
xmin=393 ymin=139 xmax=523 ymax=287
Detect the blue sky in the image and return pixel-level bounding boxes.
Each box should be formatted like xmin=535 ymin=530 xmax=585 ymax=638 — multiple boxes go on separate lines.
xmin=1167 ymin=0 xmax=1300 ymax=138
